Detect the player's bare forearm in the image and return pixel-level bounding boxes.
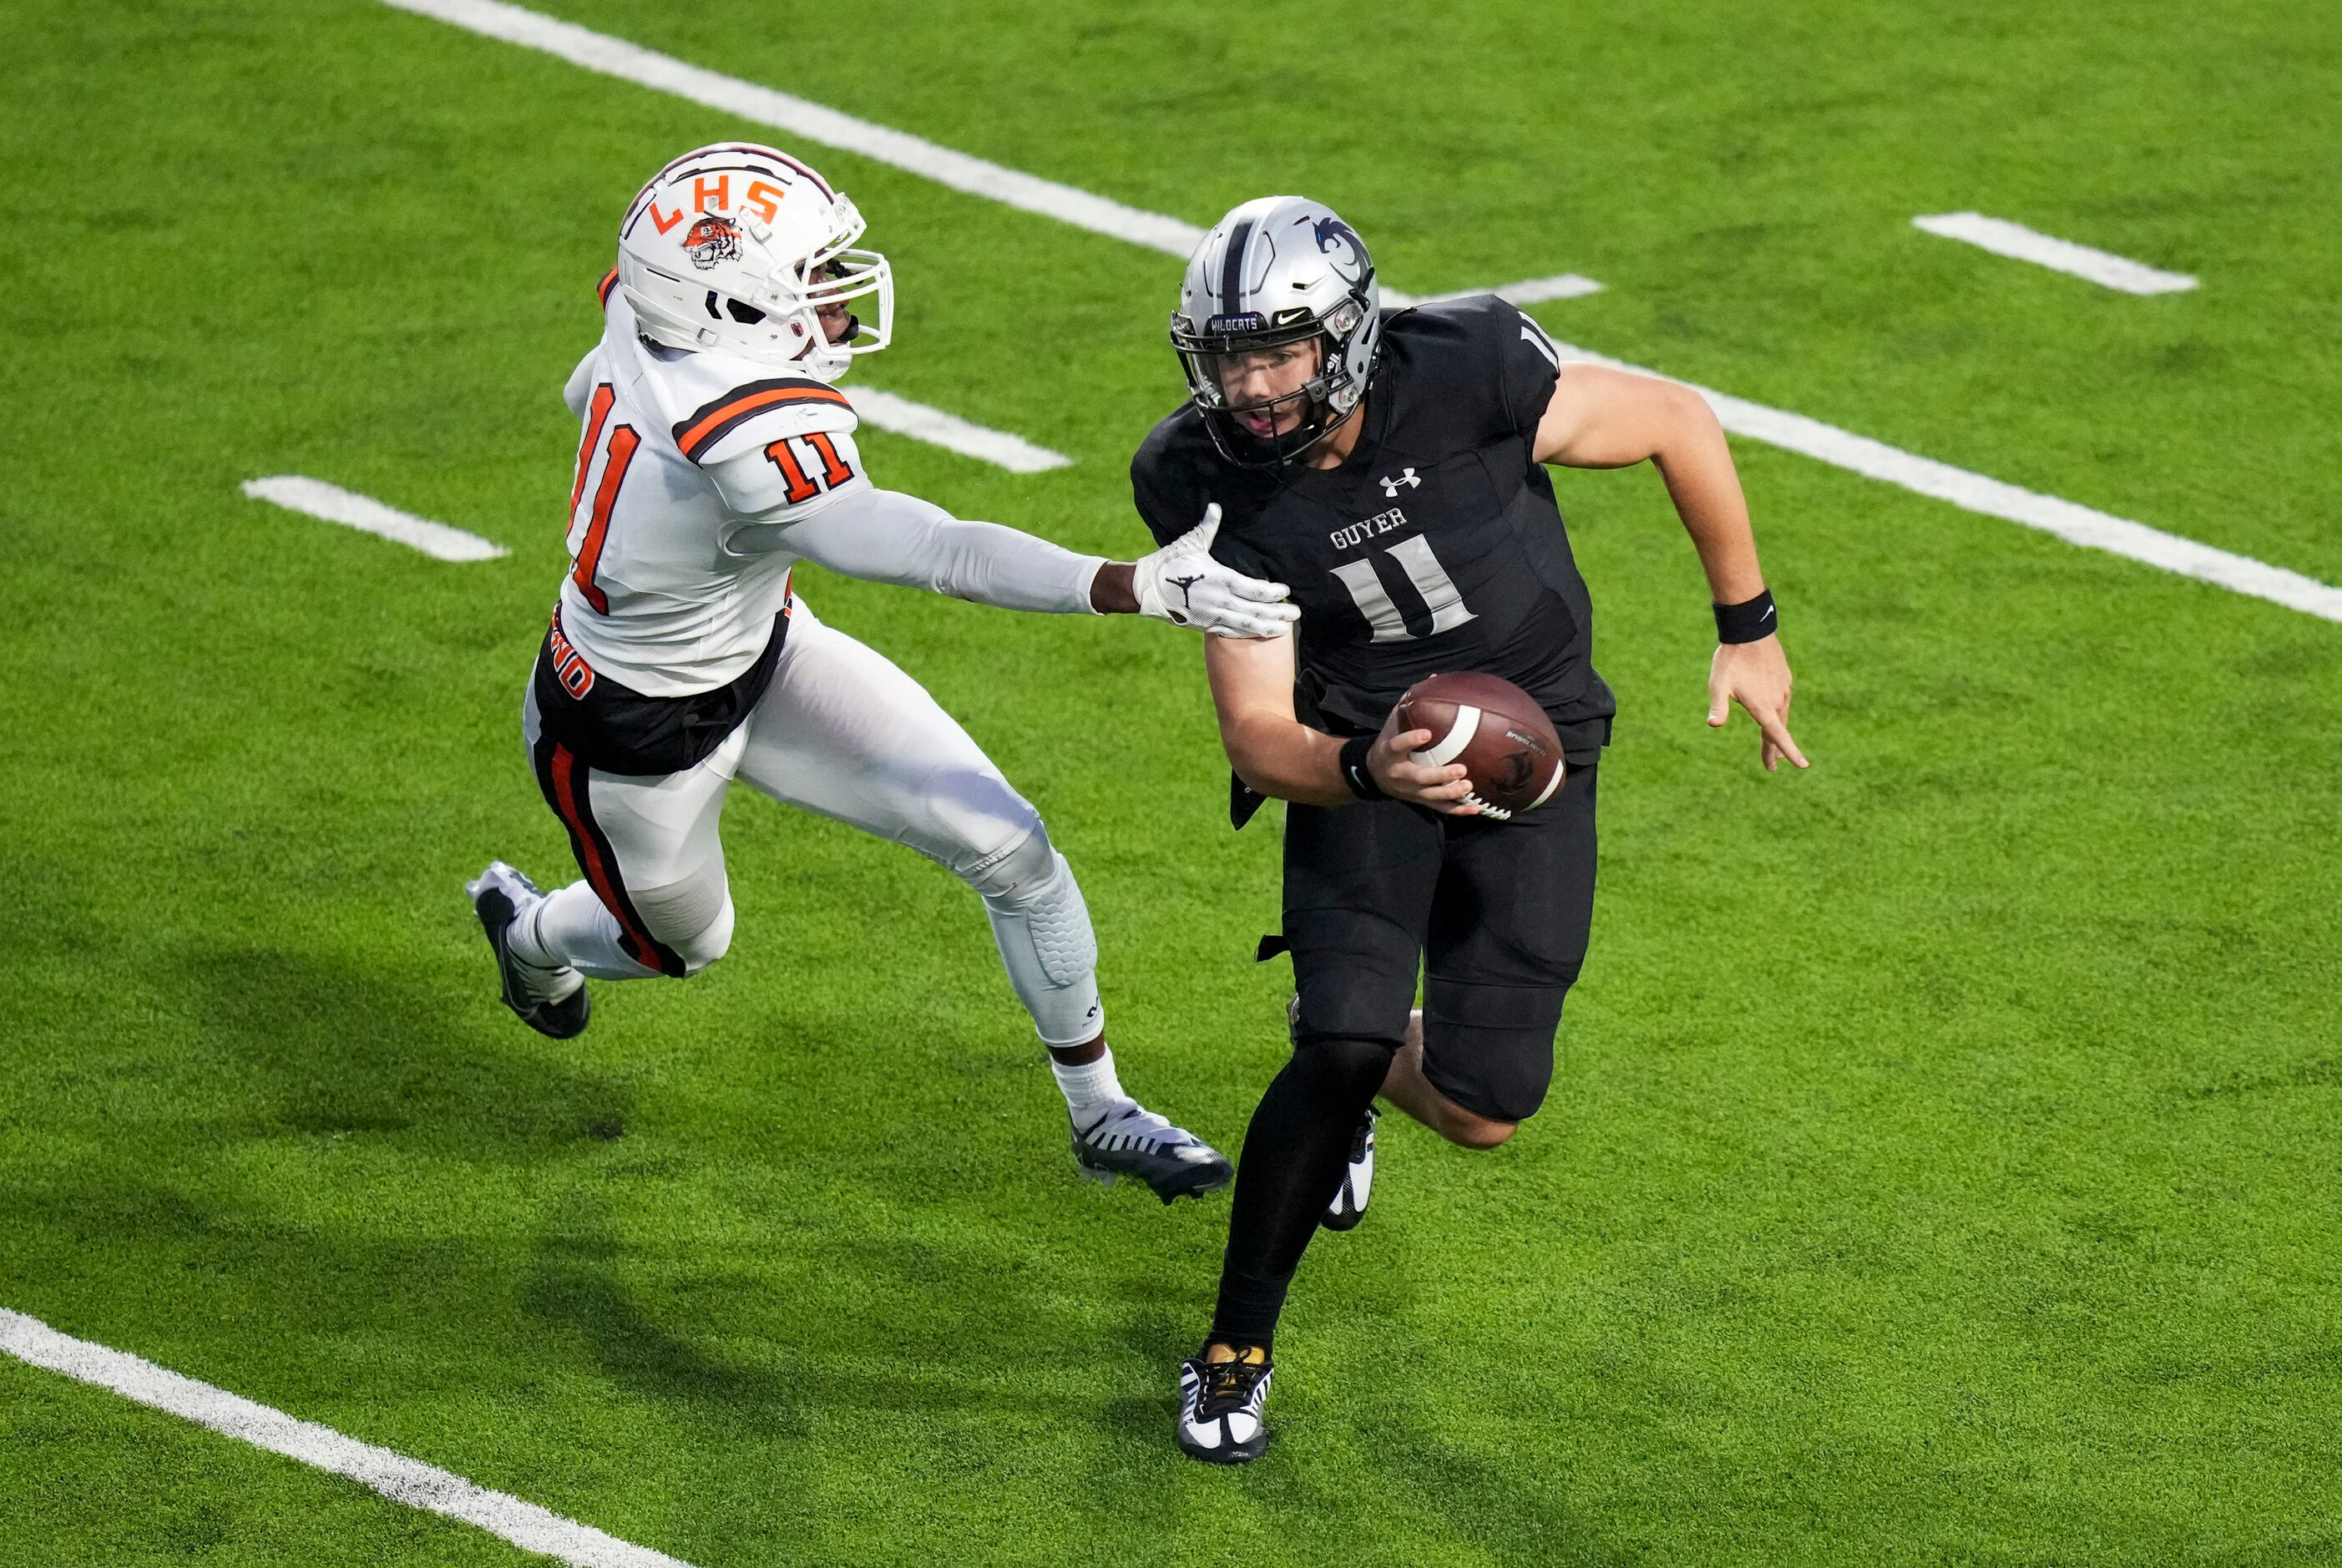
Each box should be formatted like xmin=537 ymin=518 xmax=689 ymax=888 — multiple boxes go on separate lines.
xmin=1650 ymin=399 xmax=1765 ymax=605
xmin=1534 ymin=361 xmax=1807 ymax=771
xmin=1204 ymin=635 xmax=1349 ymax=804
xmin=1202 ymin=637 xmax=1480 ymax=812
xmin=1223 ymin=716 xmax=1353 ymax=807
xmin=1090 ymin=561 xmax=1139 ymax=614
xmin=1535 ymin=365 xmax=1763 ymax=601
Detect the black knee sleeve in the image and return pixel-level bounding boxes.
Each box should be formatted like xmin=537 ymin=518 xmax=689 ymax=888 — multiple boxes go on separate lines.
xmin=1288 ymin=1034 xmax=1401 ymax=1105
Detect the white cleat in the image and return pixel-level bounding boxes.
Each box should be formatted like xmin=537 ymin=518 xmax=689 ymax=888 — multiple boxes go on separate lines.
xmin=465 ymin=862 xmax=589 ymax=1039
xmin=1323 ymin=1106 xmax=1376 ymax=1232
xmin=1071 ymin=1100 xmax=1234 ymax=1204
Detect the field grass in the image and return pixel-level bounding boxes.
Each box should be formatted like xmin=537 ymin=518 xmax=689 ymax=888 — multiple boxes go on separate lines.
xmin=3 ymin=0 xmax=2339 ymax=1562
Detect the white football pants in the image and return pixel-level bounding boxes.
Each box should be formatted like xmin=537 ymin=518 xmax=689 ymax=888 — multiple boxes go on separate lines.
xmin=518 ymin=599 xmax=1105 ymax=1046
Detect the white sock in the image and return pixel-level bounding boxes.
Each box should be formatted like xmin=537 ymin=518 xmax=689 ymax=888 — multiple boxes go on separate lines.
xmin=504 ymin=893 xmax=561 ymax=968
xmin=1050 ymin=1045 xmax=1128 ymax=1120
xmin=498 ymin=896 xmax=586 ymax=1001
xmin=524 ymin=881 xmax=659 ymax=981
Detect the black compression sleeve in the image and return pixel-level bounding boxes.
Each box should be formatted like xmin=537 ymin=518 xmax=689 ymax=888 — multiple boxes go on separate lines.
xmin=1211 ymin=1035 xmax=1396 ymax=1351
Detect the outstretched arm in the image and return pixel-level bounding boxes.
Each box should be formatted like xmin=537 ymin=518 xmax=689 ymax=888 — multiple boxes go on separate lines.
xmin=1533 ymin=364 xmax=1808 ymax=772
xmin=753 ymin=483 xmax=1100 ymax=611
xmin=758 ymin=488 xmax=1297 ymax=637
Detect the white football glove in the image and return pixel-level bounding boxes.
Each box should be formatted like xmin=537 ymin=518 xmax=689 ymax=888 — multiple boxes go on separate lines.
xmin=1131 ymin=503 xmax=1299 ymax=640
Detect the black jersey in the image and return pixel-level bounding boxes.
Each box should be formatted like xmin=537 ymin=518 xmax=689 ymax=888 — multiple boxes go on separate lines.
xmin=1131 ymin=295 xmax=1615 ymax=764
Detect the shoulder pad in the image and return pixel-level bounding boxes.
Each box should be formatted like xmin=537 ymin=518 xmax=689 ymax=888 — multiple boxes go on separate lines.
xmin=671 ymin=376 xmax=860 ymax=466
xmin=1131 ymin=405 xmax=1216 ymax=546
xmin=1392 ymin=292 xmax=1511 ymax=341
xmin=561 ymin=347 xmax=600 ymax=418
xmin=1132 ymin=403 xmax=1206 ymax=470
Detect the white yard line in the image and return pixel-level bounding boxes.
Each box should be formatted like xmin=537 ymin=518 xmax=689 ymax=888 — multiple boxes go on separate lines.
xmin=379 ymin=0 xmax=1204 ymax=257
xmin=0 ymin=1307 xmax=696 ymax=1568
xmin=242 ymin=476 xmax=508 ymax=562
xmin=382 ymin=0 xmax=2335 ymax=623
xmin=1402 ymin=274 xmax=1606 ymax=308
xmin=851 ymin=388 xmax=1071 ymax=472
xmin=377 ymin=0 xmax=1598 ymax=310
xmin=1551 ymin=341 xmax=2342 ymax=622
xmin=1492 ymin=274 xmax=1606 ymax=306
xmin=1913 ymin=212 xmax=2198 ymax=295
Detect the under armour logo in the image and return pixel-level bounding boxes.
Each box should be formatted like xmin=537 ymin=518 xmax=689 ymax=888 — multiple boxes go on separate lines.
xmin=1379 ymin=468 xmax=1420 ymax=497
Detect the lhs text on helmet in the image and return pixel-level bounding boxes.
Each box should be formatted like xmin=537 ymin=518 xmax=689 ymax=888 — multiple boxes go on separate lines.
xmin=640 ymin=169 xmax=798 ymax=235
xmin=615 ymin=144 xmax=894 ymax=382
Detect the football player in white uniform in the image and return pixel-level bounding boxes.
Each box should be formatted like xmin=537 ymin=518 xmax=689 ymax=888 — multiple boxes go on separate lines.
xmin=466 ymin=143 xmax=1297 ymax=1202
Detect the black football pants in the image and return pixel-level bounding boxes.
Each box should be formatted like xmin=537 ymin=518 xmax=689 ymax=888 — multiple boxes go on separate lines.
xmin=1212 ymin=765 xmax=1597 ymax=1350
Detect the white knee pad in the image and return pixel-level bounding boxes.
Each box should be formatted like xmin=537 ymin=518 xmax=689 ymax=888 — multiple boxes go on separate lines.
xmin=973 ymin=826 xmax=1104 ymax=1046
xmin=633 ymin=880 xmax=736 ymax=974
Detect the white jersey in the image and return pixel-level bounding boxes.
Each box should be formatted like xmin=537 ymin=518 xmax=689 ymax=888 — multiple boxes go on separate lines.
xmin=556 ymin=278 xmax=868 ymax=696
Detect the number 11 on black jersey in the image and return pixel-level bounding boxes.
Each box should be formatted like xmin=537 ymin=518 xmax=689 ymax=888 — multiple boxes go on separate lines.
xmin=1329 ymin=535 xmax=1479 ymax=643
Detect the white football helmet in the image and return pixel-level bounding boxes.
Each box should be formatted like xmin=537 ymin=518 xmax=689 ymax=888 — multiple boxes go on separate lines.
xmin=615 ymin=143 xmax=893 ymax=382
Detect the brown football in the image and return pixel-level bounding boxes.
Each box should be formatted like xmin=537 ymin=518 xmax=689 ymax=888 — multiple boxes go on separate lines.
xmin=1394 ymin=671 xmax=1564 ymax=820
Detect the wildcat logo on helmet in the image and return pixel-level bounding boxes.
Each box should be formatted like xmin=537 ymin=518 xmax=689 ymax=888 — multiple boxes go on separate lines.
xmin=683 ymin=215 xmax=741 ymax=271
xmin=1311 ymin=215 xmax=1368 ymax=281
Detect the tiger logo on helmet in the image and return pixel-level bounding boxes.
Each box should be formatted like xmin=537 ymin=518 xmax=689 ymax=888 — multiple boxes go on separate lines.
xmin=683 ymin=215 xmax=741 ymax=271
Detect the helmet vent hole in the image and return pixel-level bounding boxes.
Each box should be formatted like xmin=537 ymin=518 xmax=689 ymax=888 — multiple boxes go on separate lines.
xmin=725 ymin=299 xmax=767 ymax=325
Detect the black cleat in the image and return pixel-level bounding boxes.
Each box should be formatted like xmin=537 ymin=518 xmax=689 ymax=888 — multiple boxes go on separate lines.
xmin=466 ymin=862 xmax=590 ymax=1040
xmin=1323 ymin=1106 xmax=1376 ymax=1232
xmin=1071 ymin=1100 xmax=1233 ymax=1204
xmin=1176 ymin=1345 xmax=1272 ymax=1464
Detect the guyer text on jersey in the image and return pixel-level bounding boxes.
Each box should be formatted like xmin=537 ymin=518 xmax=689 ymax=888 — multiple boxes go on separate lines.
xmin=1330 ymin=507 xmax=1410 ymax=551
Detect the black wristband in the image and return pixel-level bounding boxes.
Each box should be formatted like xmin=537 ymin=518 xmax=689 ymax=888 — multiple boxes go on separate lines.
xmin=1713 ymin=587 xmax=1778 ymax=645
xmin=1338 ymin=735 xmax=1388 ymax=802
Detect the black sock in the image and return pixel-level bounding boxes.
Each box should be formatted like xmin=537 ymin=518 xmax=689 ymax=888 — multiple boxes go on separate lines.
xmin=1209 ymin=1265 xmax=1290 ymax=1355
xmin=1208 ymin=1035 xmax=1395 ymax=1352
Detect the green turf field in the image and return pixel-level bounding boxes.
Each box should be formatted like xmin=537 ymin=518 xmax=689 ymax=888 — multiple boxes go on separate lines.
xmin=4 ymin=0 xmax=2340 ymax=1561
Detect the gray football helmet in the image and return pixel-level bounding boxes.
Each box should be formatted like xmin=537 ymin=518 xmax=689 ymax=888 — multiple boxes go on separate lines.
xmin=1171 ymin=196 xmax=1383 ymax=465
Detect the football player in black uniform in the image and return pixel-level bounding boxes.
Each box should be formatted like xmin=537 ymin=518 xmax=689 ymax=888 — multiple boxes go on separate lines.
xmin=1135 ymin=196 xmax=1808 ymax=1462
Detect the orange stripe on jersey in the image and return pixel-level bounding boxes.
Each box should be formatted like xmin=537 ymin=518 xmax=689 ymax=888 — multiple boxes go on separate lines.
xmin=569 ymin=384 xmax=615 ymax=522
xmin=573 ymin=424 xmax=640 ymax=615
xmin=672 ymin=378 xmax=852 ymax=463
xmin=597 ymin=267 xmax=620 ymax=306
